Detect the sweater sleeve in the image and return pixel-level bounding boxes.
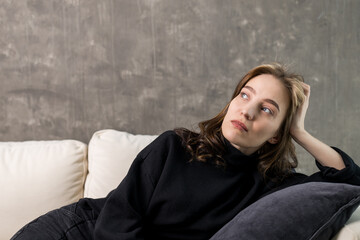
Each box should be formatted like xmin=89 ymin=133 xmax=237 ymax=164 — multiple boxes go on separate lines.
xmin=263 ymin=147 xmax=360 ymax=197
xmin=93 ymin=131 xmax=173 ymax=240
xmin=312 ymin=146 xmax=360 ymax=185
xmin=280 ymin=147 xmax=360 ymax=187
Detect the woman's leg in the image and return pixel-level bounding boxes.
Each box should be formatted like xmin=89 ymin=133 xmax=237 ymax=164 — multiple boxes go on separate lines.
xmin=11 ymin=201 xmax=98 ymax=240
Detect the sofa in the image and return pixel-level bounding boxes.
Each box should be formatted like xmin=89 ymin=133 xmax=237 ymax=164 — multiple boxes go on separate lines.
xmin=1 ymin=129 xmax=360 ymax=240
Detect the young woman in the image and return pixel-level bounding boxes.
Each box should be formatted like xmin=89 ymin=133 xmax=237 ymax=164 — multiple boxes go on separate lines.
xmin=12 ymin=63 xmax=360 ymax=240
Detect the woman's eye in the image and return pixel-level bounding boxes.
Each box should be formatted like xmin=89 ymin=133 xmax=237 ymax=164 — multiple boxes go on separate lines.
xmin=262 ymin=107 xmax=273 ymax=115
xmin=240 ymin=93 xmax=248 ymax=99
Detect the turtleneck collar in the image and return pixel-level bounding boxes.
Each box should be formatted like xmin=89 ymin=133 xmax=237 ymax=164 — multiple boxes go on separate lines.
xmin=222 ymin=138 xmax=259 ymax=169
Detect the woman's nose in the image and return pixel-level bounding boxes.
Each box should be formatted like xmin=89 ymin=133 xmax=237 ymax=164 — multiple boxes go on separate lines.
xmin=242 ymin=106 xmax=256 ymax=120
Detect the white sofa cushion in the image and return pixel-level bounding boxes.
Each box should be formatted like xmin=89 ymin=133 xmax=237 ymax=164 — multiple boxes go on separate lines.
xmin=333 ymin=206 xmax=360 ymax=240
xmin=0 ymin=140 xmax=87 ymax=240
xmin=333 ymin=221 xmax=360 ymax=240
xmin=84 ymin=129 xmax=158 ymax=198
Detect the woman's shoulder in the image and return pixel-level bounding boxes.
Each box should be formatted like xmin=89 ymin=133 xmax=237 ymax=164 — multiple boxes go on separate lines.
xmin=134 ymin=130 xmax=192 ymax=179
xmin=138 ymin=130 xmax=185 ymax=158
xmin=153 ymin=130 xmax=183 ymax=145
xmin=156 ymin=128 xmax=199 ymax=146
xmin=158 ymin=130 xmax=180 ymax=139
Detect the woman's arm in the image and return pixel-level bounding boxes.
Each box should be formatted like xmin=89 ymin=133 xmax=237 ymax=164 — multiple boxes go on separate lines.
xmin=94 ymin=131 xmax=173 ymax=239
xmin=94 ymin=153 xmax=153 ymax=239
xmin=290 ymin=83 xmax=346 ymax=170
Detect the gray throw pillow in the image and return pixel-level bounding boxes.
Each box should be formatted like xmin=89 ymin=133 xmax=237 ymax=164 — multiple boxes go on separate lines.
xmin=210 ymin=182 xmax=360 ymax=240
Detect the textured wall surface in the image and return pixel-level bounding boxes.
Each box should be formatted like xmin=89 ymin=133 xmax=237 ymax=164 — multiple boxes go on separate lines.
xmin=1 ymin=0 xmax=359 ymax=174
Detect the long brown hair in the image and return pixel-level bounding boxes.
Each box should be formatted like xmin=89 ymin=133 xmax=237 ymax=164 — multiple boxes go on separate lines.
xmin=175 ymin=63 xmax=306 ymax=182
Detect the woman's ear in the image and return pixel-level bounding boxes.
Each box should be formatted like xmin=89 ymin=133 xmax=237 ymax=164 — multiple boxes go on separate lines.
xmin=268 ymin=136 xmax=279 ymax=144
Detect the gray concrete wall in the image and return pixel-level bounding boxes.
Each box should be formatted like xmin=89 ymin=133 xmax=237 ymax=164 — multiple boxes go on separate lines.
xmin=0 ymin=0 xmax=359 ymax=174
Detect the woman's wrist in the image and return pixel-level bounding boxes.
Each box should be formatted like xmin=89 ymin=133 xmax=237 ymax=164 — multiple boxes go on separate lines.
xmin=290 ymin=128 xmax=309 ymax=145
xmin=290 ymin=129 xmax=345 ymax=170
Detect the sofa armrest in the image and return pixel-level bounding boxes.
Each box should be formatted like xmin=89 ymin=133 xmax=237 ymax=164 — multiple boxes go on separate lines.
xmin=84 ymin=129 xmax=158 ymax=198
xmin=0 ymin=140 xmax=87 ymax=240
xmin=332 ymin=206 xmax=360 ymax=240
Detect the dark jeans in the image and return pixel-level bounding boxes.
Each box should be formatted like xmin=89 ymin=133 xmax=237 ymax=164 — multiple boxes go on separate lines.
xmin=11 ymin=202 xmax=97 ymax=240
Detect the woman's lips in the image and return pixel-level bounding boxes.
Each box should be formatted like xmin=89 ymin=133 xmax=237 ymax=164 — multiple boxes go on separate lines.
xmin=231 ymin=120 xmax=248 ymax=132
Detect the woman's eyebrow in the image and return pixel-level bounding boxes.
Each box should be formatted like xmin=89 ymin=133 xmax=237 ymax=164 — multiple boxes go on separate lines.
xmin=243 ymin=86 xmax=280 ymax=112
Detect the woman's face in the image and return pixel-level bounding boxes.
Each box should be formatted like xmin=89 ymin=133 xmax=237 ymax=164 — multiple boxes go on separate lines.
xmin=221 ymin=74 xmax=290 ymax=155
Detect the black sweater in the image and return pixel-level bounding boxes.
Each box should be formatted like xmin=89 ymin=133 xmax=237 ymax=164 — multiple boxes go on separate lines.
xmin=80 ymin=131 xmax=360 ymax=240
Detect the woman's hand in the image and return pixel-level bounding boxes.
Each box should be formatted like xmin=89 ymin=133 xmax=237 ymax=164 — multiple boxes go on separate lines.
xmin=289 ymin=82 xmax=345 ymax=170
xmin=290 ymin=82 xmax=310 ymax=140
